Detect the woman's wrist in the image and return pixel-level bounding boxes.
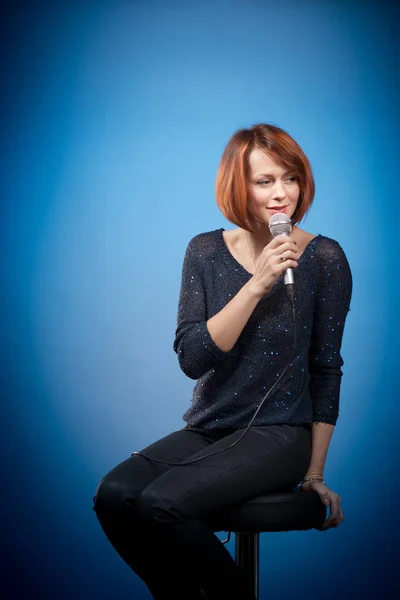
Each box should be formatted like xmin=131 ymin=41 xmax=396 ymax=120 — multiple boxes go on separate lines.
xmin=301 ymin=470 xmax=325 ymax=485
xmin=303 ymin=470 xmax=324 ymax=480
xmin=246 ymin=277 xmax=270 ymax=300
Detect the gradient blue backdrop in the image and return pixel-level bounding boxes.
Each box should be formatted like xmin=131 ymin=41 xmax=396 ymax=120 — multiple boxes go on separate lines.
xmin=2 ymin=0 xmax=399 ymax=598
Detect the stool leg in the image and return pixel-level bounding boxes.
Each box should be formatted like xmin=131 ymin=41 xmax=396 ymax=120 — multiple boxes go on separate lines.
xmin=235 ymin=533 xmax=259 ymax=600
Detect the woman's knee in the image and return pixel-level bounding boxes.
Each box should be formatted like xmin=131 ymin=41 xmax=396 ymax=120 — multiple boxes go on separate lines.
xmin=92 ymin=473 xmax=137 ymax=514
xmin=135 ymin=487 xmax=183 ymax=524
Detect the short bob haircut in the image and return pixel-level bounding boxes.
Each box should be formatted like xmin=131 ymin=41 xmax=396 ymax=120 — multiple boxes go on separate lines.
xmin=216 ymin=123 xmax=315 ymax=231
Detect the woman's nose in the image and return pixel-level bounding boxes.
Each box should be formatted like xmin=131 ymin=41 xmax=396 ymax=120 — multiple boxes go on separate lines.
xmin=271 ymin=180 xmax=286 ymax=199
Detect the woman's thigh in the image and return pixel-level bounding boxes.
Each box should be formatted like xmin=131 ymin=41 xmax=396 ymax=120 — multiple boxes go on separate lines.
xmin=93 ymin=426 xmax=230 ymax=508
xmin=138 ymin=424 xmax=312 ymax=519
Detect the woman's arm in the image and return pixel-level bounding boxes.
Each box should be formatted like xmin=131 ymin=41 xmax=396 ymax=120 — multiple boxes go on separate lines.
xmin=299 ymin=239 xmax=352 ymax=531
xmin=206 ymin=280 xmax=263 ymax=352
xmin=305 ymin=238 xmax=352 ymax=473
xmin=173 ymin=236 xmax=263 ymax=378
xmin=301 ymin=423 xmax=344 ymax=531
xmin=208 ymin=234 xmax=299 ymax=351
xmin=303 ymin=422 xmax=334 ymax=479
xmin=308 ymin=238 xmax=353 ymax=425
xmin=174 ymin=233 xmax=298 ymax=378
xmin=173 ymin=237 xmax=231 ymax=379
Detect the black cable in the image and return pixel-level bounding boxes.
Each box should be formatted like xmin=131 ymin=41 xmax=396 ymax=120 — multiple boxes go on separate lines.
xmin=132 ymin=293 xmax=297 ymax=466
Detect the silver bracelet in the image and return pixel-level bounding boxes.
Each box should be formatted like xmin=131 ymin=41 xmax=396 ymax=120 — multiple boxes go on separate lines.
xmin=301 ymin=477 xmax=326 ymax=485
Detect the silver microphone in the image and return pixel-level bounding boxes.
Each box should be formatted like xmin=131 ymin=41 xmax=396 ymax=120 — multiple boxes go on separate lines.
xmin=268 ymin=213 xmax=295 ymax=304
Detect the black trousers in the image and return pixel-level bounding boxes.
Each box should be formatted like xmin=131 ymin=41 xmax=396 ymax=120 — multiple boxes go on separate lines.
xmin=93 ymin=423 xmax=312 ymax=600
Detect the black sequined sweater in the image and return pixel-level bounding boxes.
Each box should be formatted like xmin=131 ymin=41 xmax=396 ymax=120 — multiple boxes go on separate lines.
xmin=173 ymin=228 xmax=352 ymax=430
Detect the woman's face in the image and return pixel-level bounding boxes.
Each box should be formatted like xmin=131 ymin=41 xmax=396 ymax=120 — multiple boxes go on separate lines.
xmin=246 ymin=148 xmax=300 ymax=228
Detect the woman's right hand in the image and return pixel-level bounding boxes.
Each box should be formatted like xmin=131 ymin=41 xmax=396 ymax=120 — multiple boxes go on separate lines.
xmin=249 ymin=234 xmax=299 ymax=298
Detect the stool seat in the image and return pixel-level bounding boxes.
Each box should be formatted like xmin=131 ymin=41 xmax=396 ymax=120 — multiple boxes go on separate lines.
xmin=209 ymin=488 xmax=326 ymax=533
xmin=206 ymin=489 xmax=326 ymax=599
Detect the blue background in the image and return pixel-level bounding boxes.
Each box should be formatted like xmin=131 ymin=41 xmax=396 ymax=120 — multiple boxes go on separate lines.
xmin=2 ymin=0 xmax=399 ymax=598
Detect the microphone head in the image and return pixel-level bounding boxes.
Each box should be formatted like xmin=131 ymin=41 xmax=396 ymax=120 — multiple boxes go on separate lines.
xmin=268 ymin=213 xmax=292 ymax=237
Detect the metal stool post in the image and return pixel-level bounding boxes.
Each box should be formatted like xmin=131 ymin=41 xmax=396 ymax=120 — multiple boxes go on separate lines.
xmin=214 ymin=490 xmax=326 ymax=599
xmin=235 ymin=532 xmax=260 ymax=600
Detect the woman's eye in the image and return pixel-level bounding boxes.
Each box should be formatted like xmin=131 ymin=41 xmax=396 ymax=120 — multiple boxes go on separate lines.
xmin=257 ymin=177 xmax=297 ymax=185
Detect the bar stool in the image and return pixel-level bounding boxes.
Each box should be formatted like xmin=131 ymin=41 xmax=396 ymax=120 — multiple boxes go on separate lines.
xmin=207 ymin=488 xmax=326 ymax=599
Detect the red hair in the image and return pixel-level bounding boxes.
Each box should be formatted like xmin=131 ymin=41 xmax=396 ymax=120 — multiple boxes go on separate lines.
xmin=215 ymin=123 xmax=315 ymax=231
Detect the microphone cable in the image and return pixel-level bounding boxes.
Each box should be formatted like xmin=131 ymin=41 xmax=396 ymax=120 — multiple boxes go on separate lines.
xmin=132 ymin=294 xmax=297 ymax=466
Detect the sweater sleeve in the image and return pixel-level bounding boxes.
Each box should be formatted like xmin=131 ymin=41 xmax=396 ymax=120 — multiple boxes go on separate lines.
xmin=173 ymin=237 xmax=231 ymax=379
xmin=308 ymin=238 xmax=353 ymax=425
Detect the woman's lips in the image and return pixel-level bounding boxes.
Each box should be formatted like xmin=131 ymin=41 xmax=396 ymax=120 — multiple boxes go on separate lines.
xmin=268 ymin=206 xmax=288 ymax=213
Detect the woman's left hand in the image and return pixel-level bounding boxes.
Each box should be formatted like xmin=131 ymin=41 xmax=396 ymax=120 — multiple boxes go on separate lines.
xmin=300 ymin=480 xmax=344 ymax=531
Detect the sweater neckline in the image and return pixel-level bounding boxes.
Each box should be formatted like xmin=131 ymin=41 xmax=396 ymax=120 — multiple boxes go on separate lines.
xmin=217 ymin=228 xmax=322 ymax=279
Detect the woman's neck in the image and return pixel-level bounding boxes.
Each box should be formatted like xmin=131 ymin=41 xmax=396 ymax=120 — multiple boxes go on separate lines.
xmin=242 ymin=224 xmax=298 ymax=260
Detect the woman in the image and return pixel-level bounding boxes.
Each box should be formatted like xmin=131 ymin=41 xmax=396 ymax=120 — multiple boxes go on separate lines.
xmin=93 ymin=123 xmax=352 ymax=600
